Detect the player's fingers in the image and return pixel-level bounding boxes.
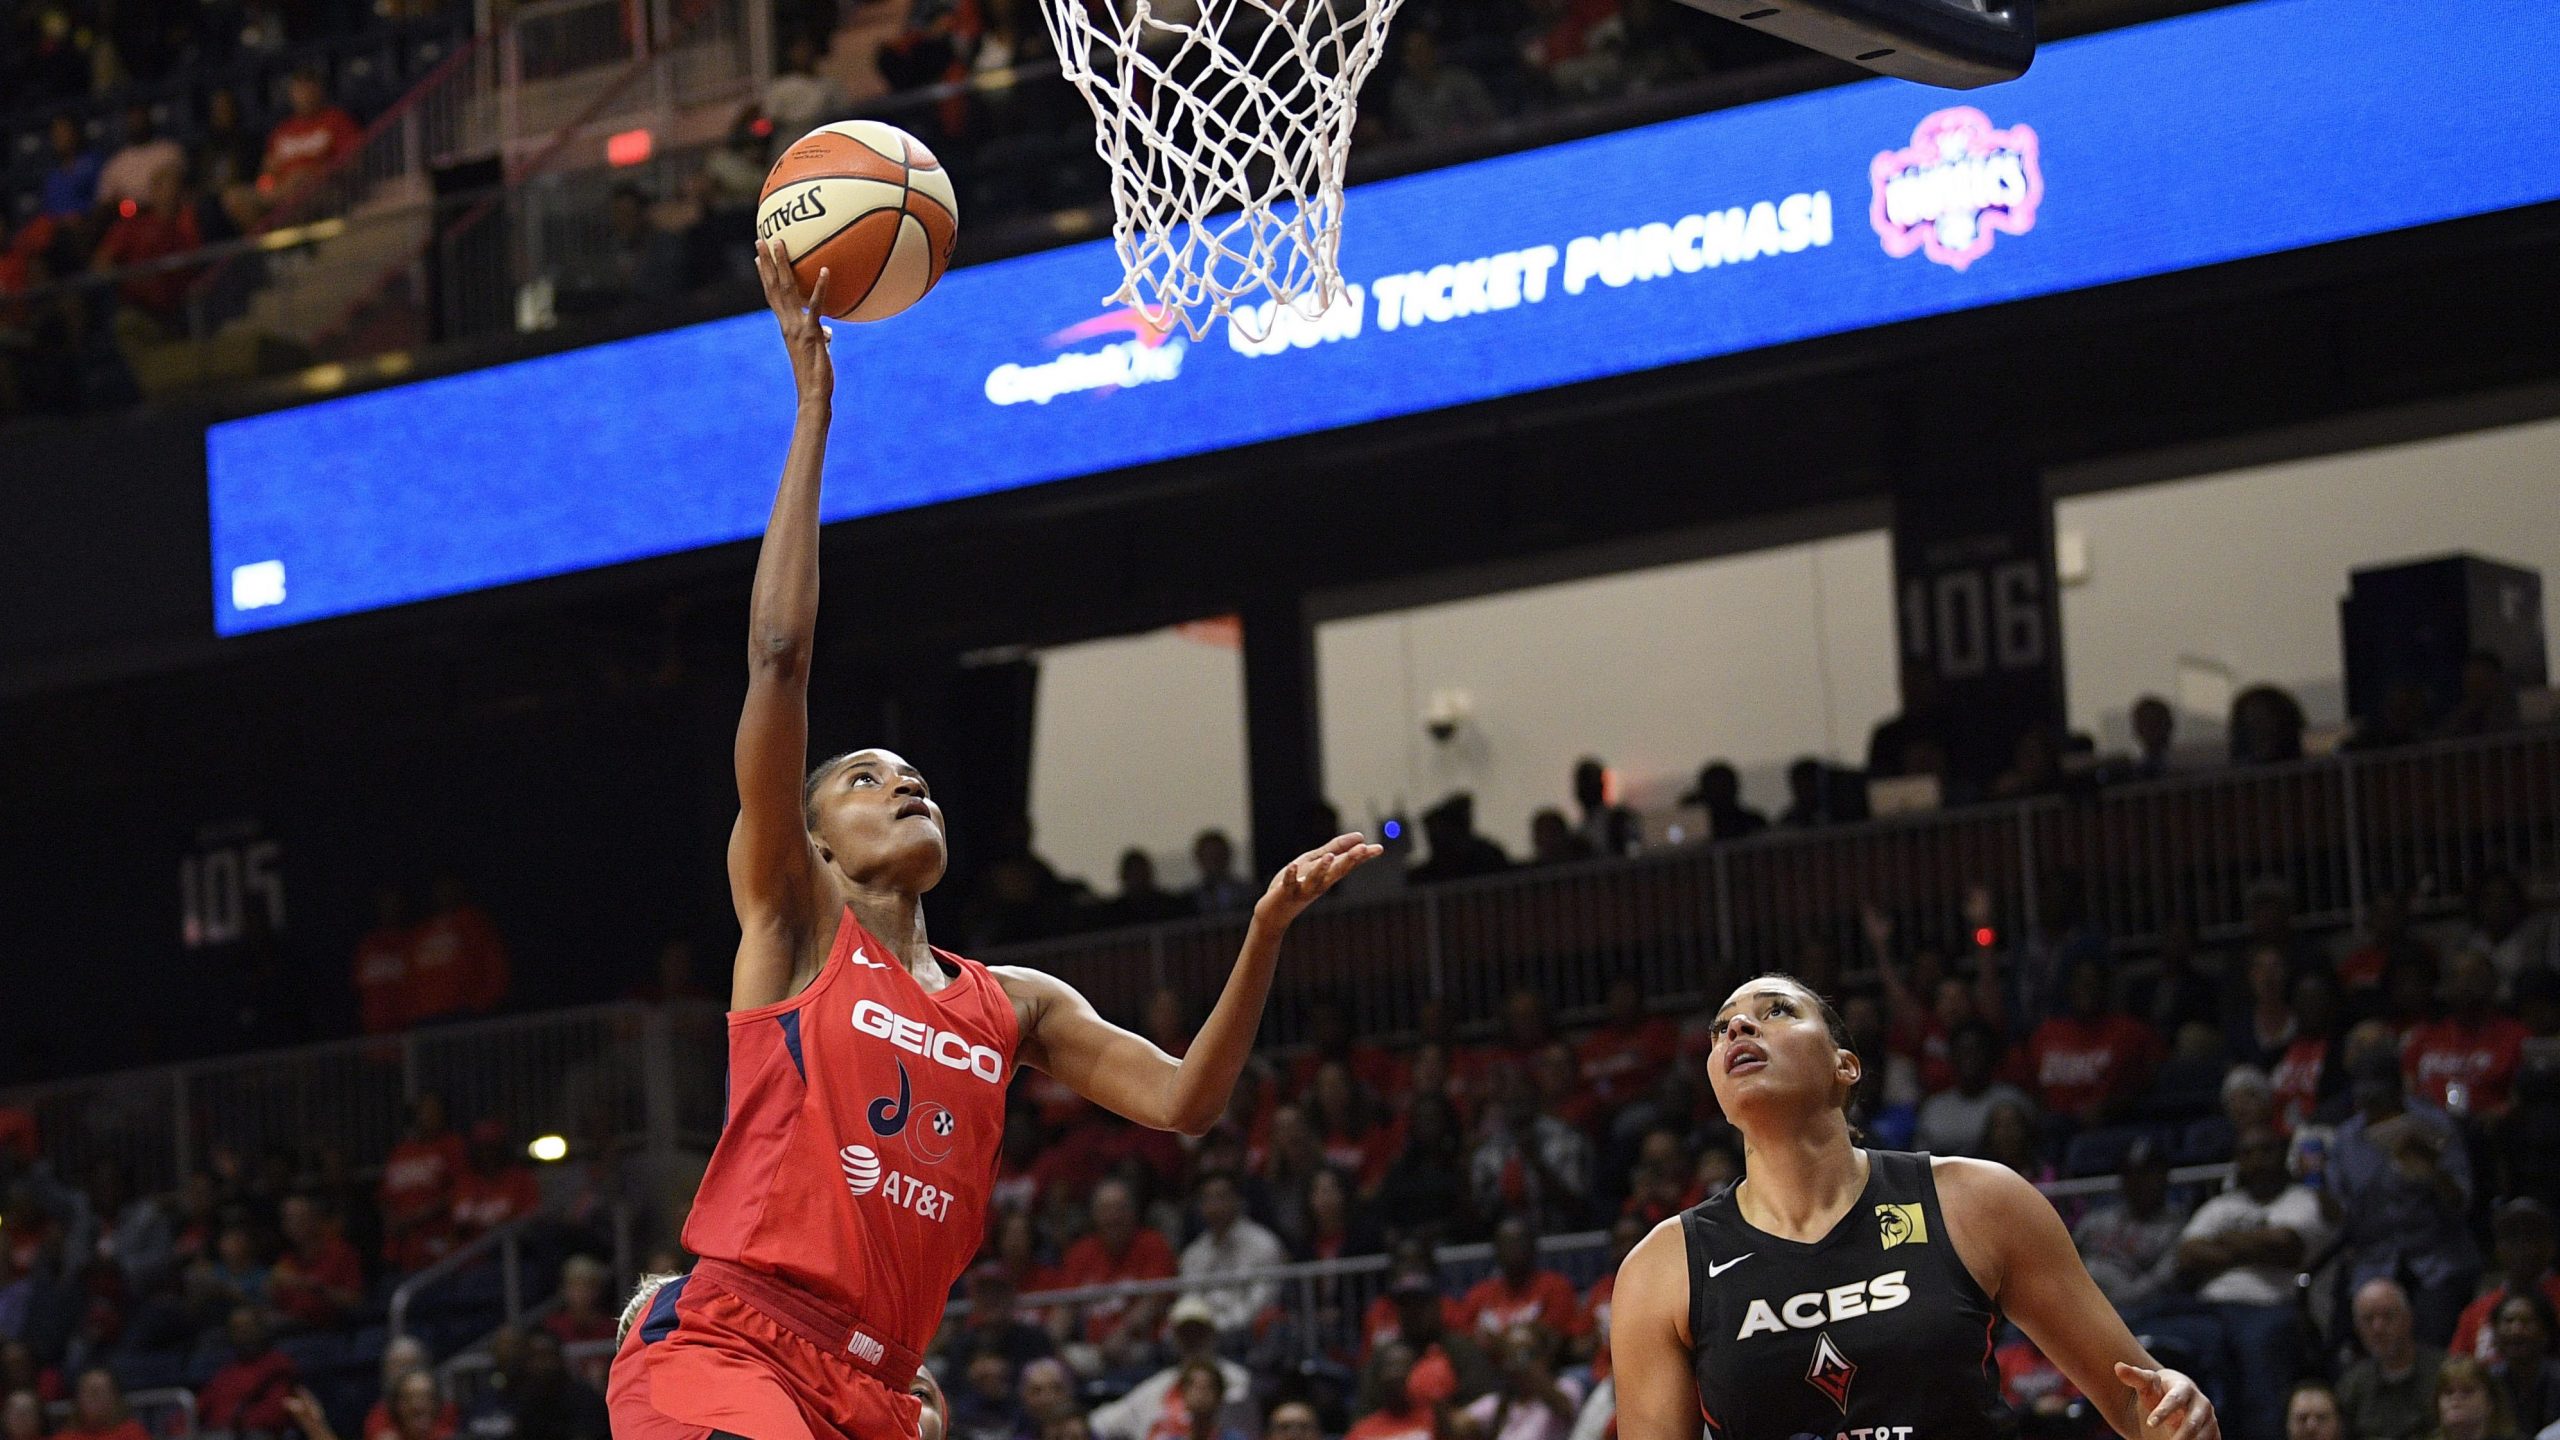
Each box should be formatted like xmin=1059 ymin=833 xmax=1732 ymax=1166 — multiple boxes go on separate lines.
xmin=807 ymin=265 xmax=831 ymax=319
xmin=2114 ymin=1363 xmax=2154 ymax=1391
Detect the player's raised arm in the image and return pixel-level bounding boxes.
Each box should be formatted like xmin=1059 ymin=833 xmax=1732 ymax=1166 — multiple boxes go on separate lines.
xmin=1001 ymin=833 xmax=1383 ymax=1135
xmin=727 ymin=240 xmax=837 ymax=1010
xmin=1610 ymin=1217 xmax=1704 ymax=1440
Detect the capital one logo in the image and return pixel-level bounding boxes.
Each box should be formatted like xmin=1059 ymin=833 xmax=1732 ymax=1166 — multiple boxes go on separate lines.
xmin=1870 ymin=107 xmax=2043 ymax=271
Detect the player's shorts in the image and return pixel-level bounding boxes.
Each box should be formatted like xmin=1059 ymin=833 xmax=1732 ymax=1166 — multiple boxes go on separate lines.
xmin=607 ymin=1260 xmax=926 ymax=1440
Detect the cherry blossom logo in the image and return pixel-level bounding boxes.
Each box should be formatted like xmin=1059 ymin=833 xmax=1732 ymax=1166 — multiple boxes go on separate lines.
xmin=1870 ymin=107 xmax=2043 ymax=271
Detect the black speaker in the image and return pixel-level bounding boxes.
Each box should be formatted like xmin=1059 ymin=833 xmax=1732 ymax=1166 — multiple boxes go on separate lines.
xmin=1670 ymin=0 xmax=2035 ymax=88
xmin=2340 ymin=554 xmax=2547 ymax=725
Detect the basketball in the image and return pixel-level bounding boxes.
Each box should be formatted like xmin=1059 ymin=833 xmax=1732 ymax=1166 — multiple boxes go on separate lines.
xmin=757 ymin=120 xmax=959 ymax=323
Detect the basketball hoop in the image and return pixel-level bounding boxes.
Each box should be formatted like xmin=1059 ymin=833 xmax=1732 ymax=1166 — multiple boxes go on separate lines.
xmin=1039 ymin=0 xmax=1410 ymax=343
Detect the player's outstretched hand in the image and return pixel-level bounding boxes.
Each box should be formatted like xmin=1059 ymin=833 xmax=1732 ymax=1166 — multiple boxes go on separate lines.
xmin=755 ymin=237 xmax=833 ymax=403
xmin=1254 ymin=833 xmax=1384 ymax=928
xmin=2116 ymin=1363 xmax=2217 ymax=1440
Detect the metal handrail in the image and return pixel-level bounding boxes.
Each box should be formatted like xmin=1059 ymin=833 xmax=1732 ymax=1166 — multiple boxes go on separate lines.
xmin=386 ymin=1215 xmax=535 ymax=1347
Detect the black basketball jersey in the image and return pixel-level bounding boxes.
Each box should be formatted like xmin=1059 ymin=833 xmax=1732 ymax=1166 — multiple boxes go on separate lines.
xmin=1683 ymin=1149 xmax=2014 ymax=1440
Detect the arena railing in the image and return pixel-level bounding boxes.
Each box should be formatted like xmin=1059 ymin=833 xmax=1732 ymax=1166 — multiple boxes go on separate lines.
xmin=0 ymin=727 xmax=2549 ymax=1199
xmin=983 ymin=725 xmax=2560 ymax=1049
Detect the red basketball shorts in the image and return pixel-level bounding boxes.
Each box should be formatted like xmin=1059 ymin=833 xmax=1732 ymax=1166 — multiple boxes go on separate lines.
xmin=607 ymin=1274 xmax=925 ymax=1440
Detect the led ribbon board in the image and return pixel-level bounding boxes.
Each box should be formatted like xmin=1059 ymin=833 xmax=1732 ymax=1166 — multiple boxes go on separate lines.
xmin=209 ymin=0 xmax=2560 ymax=634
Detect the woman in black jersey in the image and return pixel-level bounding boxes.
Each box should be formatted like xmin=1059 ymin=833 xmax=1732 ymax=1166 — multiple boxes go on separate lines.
xmin=1612 ymin=974 xmax=2219 ymax=1440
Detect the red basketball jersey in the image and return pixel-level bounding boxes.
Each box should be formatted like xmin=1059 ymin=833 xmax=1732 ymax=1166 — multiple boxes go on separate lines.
xmin=682 ymin=911 xmax=1020 ymax=1357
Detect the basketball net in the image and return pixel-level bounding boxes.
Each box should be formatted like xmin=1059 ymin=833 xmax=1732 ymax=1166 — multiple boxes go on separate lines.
xmin=1040 ymin=0 xmax=1409 ymax=343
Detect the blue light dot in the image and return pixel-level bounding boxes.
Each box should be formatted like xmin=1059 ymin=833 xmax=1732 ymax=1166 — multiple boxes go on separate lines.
xmin=1382 ymin=820 xmax=1402 ymax=841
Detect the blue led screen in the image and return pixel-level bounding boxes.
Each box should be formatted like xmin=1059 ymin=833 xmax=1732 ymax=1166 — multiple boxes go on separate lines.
xmin=208 ymin=0 xmax=2560 ymax=633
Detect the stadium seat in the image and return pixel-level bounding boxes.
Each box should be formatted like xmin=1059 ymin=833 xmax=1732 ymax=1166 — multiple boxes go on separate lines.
xmin=2177 ymin=1114 xmax=2236 ymax=1165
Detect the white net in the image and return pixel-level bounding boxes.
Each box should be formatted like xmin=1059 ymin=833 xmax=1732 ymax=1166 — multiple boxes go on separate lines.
xmin=1040 ymin=0 xmax=1409 ymax=342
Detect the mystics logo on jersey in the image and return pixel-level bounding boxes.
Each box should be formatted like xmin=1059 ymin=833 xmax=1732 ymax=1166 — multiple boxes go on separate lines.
xmin=983 ymin=307 xmax=1190 ymax=407
xmin=865 ymin=1061 xmax=959 ymax=1167
xmin=1870 ymin=107 xmax=2043 ymax=271
xmin=1806 ymin=1332 xmax=1858 ymax=1413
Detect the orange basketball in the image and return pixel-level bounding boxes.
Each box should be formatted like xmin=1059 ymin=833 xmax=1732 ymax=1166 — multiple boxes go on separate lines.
xmin=757 ymin=121 xmax=959 ymax=323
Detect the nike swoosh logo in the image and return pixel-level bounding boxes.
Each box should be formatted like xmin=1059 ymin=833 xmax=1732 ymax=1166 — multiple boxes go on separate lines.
xmin=1707 ymin=1255 xmax=1752 ymax=1277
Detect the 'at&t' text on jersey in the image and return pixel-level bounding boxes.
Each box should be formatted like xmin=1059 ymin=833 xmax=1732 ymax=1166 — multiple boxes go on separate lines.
xmin=683 ymin=911 xmax=1021 ymax=1359
xmin=1683 ymin=1149 xmax=2014 ymax=1440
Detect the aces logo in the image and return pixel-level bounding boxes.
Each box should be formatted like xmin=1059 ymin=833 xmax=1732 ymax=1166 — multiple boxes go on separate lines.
xmin=1870 ymin=106 xmax=2043 ymax=271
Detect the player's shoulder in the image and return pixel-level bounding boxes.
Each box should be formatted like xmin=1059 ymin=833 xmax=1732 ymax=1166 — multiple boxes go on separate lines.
xmin=1927 ymin=1153 xmax=2047 ymax=1217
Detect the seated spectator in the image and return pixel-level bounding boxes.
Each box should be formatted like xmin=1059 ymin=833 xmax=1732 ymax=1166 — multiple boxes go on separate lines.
xmin=199 ymin=1306 xmax=299 ymax=1436
xmin=1089 ymin=850 xmax=1195 ymax=929
xmin=1145 ymin=1361 xmax=1248 ymax=1440
xmin=90 ymin=168 xmax=203 ymax=330
xmin=1372 ymin=1093 xmax=1475 ymax=1241
xmin=1839 ymin=992 xmax=1920 ymax=1147
xmin=1527 ymin=809 xmax=1595 ymax=866
xmin=2490 ymin=1291 xmax=2560 ymax=1434
xmin=2337 ymin=886 xmax=2437 ymax=1012
xmin=545 ymin=1255 xmax=618 ymax=1384
xmin=2464 ymin=872 xmax=2560 ymax=999
xmin=1991 ymin=727 xmax=2067 ymax=800
xmin=1389 ymin=26 xmax=1498 ymax=141
xmin=83 ymin=1159 xmax=173 ymax=1296
xmin=943 ymin=1262 xmax=1056 ymax=1372
xmin=1300 ymin=1166 xmax=1383 ymax=1262
xmin=2141 ymin=920 xmax=2225 ymax=1038
xmin=1306 ymin=1062 xmax=1401 ymax=1191
xmin=408 ymin=875 xmax=510 ymax=1021
xmin=2405 ymin=951 xmax=2528 ymax=1121
xmin=1461 ymin=1219 xmax=1588 ymax=1350
xmin=2072 ymin=1138 xmax=2186 ymax=1316
xmin=1459 ymin=1324 xmax=1583 ymax=1440
xmin=2176 ymin=1126 xmax=2328 ymax=1440
xmin=1368 ymin=1256 xmax=1495 ymax=1399
xmin=362 ymin=1336 xmax=457 ymax=1440
xmin=2430 ymin=1356 xmax=2518 ymax=1440
xmin=39 ymin=115 xmax=101 ymax=224
xmin=0 ymin=1340 xmax=60 ymax=1404
xmin=1179 ymin=1173 xmax=1286 ymax=1339
xmin=1267 ymin=1400 xmax=1324 ymax=1440
xmin=258 ymin=70 xmax=361 ymax=208
xmin=2456 ymin=1202 xmax=2560 ymax=1362
xmin=2270 ymin=972 xmax=2347 ymax=1133
xmin=2184 ymin=1065 xmax=2277 ymax=1167
xmin=1572 ymin=759 xmax=1639 ymax=859
xmin=267 ymin=1193 xmax=362 ymax=1331
xmin=1056 ymin=1178 xmax=1177 ymax=1348
xmin=1914 ymin=1021 xmax=2033 ymax=1157
xmin=194 ymin=89 xmax=267 ymax=235
xmin=1777 ymin=756 xmax=1835 ymax=829
xmin=352 ymin=887 xmax=416 ymax=1036
xmin=2026 ymin=963 xmax=2160 ymax=1130
xmin=2128 ymin=695 xmax=2178 ymax=780
xmin=2294 ymin=1384 xmax=2346 ymax=1440
xmin=56 ymin=1368 xmax=146 ymax=1440
xmin=1576 ymin=976 xmax=1680 ymax=1114
xmin=452 ymin=1120 xmax=542 ymax=1243
xmin=481 ymin=1329 xmax=608 ymax=1440
xmin=1289 ymin=993 xmax=1405 ymax=1102
xmin=2229 ymin=684 xmax=2308 ymax=766
xmin=1018 ymin=1359 xmax=1081 ymax=1439
xmin=1190 ymin=830 xmax=1257 ymax=916
xmin=951 ymin=1353 xmax=1023 ymax=1440
xmin=559 ymin=184 xmax=684 ymax=318
xmin=1090 ymin=1303 xmax=1252 ymax=1440
xmin=379 ymin=1094 xmax=468 ymax=1272
xmin=1682 ymin=762 xmax=1766 ymax=842
xmin=96 ymin=106 xmax=184 ymax=213
xmin=2332 ymin=1030 xmax=2479 ymax=1345
xmin=1980 ymin=1100 xmax=2052 ymax=1184
xmin=2227 ymin=945 xmax=2302 ymax=1071
xmin=1 ymin=1392 xmax=41 ymax=1440
xmin=1412 ymin=794 xmax=1511 ymax=884
xmin=310 ymin=1369 xmax=451 ymax=1440
xmin=1531 ymin=1042 xmax=1605 ymax=1138
xmin=1469 ymin=1069 xmax=1591 ymax=1233
xmin=1347 ymin=1340 xmax=1437 ymax=1440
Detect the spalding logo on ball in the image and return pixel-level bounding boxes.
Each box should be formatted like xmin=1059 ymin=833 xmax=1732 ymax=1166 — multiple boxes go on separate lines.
xmin=759 ymin=120 xmax=958 ymax=323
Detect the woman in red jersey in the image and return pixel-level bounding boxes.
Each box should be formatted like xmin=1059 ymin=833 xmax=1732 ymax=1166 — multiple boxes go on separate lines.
xmin=605 ymin=244 xmax=1380 ymax=1440
xmin=1610 ymin=973 xmax=2219 ymax=1440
